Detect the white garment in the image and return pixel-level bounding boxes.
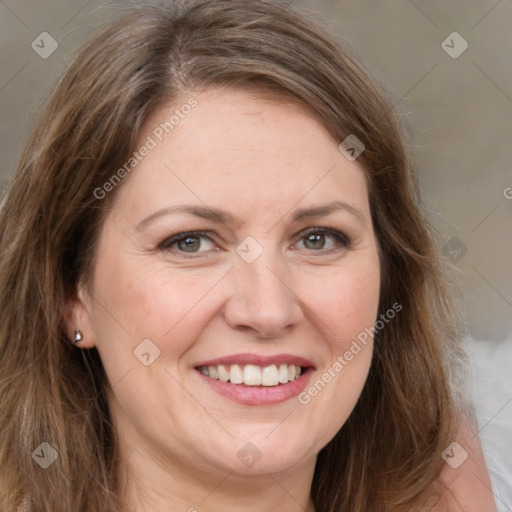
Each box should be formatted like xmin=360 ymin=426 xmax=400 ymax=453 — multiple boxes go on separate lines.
xmin=463 ymin=335 xmax=512 ymax=512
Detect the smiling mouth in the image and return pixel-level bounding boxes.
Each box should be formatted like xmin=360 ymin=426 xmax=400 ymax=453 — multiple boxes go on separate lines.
xmin=196 ymin=363 xmax=307 ymax=387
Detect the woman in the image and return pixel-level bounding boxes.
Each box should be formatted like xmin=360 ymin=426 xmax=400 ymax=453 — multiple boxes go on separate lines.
xmin=0 ymin=1 xmax=496 ymax=510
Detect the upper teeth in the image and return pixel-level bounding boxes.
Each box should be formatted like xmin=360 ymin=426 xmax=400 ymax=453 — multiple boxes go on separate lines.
xmin=199 ymin=364 xmax=302 ymax=386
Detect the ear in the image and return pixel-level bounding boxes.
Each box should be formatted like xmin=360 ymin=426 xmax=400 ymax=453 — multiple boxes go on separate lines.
xmin=62 ymin=280 xmax=97 ymax=349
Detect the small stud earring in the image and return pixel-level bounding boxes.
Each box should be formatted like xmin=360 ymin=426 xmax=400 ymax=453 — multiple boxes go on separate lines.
xmin=73 ymin=329 xmax=83 ymax=345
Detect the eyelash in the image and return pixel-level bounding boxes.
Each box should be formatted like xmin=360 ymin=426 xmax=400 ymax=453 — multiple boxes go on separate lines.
xmin=157 ymin=228 xmax=351 ymax=257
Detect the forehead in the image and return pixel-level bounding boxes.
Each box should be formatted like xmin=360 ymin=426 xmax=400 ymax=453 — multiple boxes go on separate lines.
xmin=112 ymin=88 xmax=370 ymax=223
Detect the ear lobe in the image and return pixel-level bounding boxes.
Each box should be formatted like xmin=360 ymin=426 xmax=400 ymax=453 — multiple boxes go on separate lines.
xmin=63 ymin=281 xmax=97 ymax=349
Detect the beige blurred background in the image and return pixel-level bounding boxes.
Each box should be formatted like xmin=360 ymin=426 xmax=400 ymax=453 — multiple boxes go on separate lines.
xmin=1 ymin=0 xmax=511 ymax=506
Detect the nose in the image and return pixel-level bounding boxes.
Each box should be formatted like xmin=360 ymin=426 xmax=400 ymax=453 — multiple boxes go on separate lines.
xmin=222 ymin=247 xmax=304 ymax=339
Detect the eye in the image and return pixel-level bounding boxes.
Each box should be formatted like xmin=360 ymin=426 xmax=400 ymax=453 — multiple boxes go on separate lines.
xmin=158 ymin=227 xmax=351 ymax=258
xmin=158 ymin=231 xmax=215 ymax=254
xmin=294 ymin=228 xmax=351 ymax=252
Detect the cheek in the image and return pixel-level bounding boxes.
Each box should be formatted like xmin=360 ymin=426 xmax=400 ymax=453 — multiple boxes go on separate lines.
xmin=90 ymin=252 xmax=226 ymax=359
xmin=295 ymin=259 xmax=379 ymax=423
xmin=306 ymin=260 xmax=380 ymax=353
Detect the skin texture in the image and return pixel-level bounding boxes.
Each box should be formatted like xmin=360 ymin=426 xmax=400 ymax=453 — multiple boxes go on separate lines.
xmin=67 ymin=88 xmax=381 ymax=511
xmin=66 ymin=88 xmax=497 ymax=511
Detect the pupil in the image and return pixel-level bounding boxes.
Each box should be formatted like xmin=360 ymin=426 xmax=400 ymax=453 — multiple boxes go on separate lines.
xmin=306 ymin=234 xmax=324 ymax=249
xmin=180 ymin=237 xmax=199 ymax=251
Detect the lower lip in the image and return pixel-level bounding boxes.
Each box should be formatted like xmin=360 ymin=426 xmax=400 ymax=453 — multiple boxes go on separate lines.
xmin=196 ymin=368 xmax=314 ymax=406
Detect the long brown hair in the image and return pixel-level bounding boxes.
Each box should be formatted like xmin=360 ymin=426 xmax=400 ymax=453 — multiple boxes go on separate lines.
xmin=0 ymin=1 xmax=467 ymax=510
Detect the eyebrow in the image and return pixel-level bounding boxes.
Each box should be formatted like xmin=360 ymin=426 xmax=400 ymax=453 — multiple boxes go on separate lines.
xmin=135 ymin=199 xmax=366 ymax=231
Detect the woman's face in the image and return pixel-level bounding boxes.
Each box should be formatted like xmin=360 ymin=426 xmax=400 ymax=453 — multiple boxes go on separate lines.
xmin=72 ymin=88 xmax=380 ymax=480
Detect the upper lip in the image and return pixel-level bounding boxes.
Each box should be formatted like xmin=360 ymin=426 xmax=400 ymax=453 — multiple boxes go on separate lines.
xmin=195 ymin=353 xmax=315 ymax=369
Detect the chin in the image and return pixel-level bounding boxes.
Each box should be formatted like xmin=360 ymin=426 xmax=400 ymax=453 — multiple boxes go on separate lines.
xmin=204 ymin=430 xmax=318 ymax=477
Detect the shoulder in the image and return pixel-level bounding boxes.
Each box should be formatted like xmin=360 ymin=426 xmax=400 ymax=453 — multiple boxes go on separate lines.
xmin=428 ymin=408 xmax=497 ymax=511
